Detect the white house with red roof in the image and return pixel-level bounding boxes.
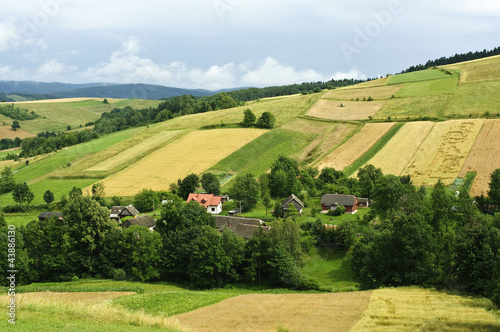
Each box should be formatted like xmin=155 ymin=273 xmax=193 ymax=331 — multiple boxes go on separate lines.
xmin=187 ymin=193 xmax=223 ymax=214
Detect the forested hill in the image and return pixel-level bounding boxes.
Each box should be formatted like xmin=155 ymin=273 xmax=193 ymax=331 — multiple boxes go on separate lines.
xmin=401 ymin=46 xmax=500 ymax=73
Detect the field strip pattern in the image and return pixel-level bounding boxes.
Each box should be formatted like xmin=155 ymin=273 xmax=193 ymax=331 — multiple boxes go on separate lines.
xmin=318 ymin=123 xmax=395 ymax=171
xmin=351 ymin=288 xmax=500 ymax=331
xmin=307 ymin=99 xmax=387 ymax=121
xmin=401 ymin=119 xmax=484 ymax=186
xmin=459 ymin=119 xmax=500 ymax=196
xmin=365 ymin=121 xmax=434 ymax=176
xmin=101 ymin=128 xmax=267 ymax=196
xmin=87 ymin=130 xmax=184 ymax=171
xmin=174 ymin=292 xmax=371 ymax=332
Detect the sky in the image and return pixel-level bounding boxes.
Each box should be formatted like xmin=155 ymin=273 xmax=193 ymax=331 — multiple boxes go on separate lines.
xmin=0 ymin=0 xmax=499 ymax=90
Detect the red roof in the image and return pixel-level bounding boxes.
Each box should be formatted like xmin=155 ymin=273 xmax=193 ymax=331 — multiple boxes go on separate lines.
xmin=187 ymin=193 xmax=222 ymax=208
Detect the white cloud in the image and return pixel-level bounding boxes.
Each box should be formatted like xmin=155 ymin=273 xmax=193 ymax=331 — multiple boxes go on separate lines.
xmin=35 ymin=59 xmax=78 ymax=80
xmin=0 ymin=19 xmax=18 ymax=52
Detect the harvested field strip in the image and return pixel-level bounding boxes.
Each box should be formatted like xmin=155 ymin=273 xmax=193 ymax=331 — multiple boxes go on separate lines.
xmin=365 ymin=122 xmax=434 ymax=176
xmin=101 ymin=128 xmax=267 ymax=196
xmin=387 ymin=68 xmax=452 ymax=85
xmin=343 ymin=123 xmax=404 ymax=176
xmin=322 ymin=85 xmax=401 ymax=100
xmin=459 ymin=119 xmax=500 ymax=196
xmin=88 ymin=130 xmax=184 ymax=171
xmin=307 ymin=100 xmax=387 ymax=121
xmin=351 ymin=288 xmax=500 ymax=332
xmin=318 ymin=123 xmax=395 ymax=171
xmin=174 ymin=292 xmax=372 ymax=332
xmin=402 ymin=119 xmax=484 ymax=186
xmin=0 ymin=126 xmax=34 ymax=139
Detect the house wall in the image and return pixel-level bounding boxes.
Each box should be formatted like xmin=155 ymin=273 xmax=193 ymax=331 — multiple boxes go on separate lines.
xmin=207 ymin=203 xmax=222 ymax=215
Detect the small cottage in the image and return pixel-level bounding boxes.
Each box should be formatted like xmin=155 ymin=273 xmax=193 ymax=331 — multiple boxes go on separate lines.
xmin=110 ymin=205 xmax=140 ymax=221
xmin=320 ymin=194 xmax=359 ymax=214
xmin=281 ymin=194 xmax=305 ymax=216
xmin=120 ymin=215 xmax=156 ymax=231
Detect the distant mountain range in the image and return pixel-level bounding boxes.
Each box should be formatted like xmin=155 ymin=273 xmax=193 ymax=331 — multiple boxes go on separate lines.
xmin=0 ymin=81 xmax=235 ymax=100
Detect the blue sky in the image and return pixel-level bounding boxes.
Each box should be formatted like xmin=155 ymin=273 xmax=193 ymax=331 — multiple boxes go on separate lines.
xmin=0 ymin=0 xmax=499 ymax=90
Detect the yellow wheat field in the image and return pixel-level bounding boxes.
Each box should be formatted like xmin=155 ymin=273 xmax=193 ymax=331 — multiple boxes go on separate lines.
xmin=351 ymin=288 xmax=500 ymax=332
xmin=88 ymin=130 xmax=184 ymax=171
xmin=459 ymin=119 xmax=500 ymax=196
xmin=402 ymin=119 xmax=484 ymax=186
xmin=307 ymin=99 xmax=387 ymax=121
xmin=365 ymin=122 xmax=434 ymax=176
xmin=318 ymin=123 xmax=395 ymax=171
xmin=100 ymin=128 xmax=267 ymax=196
xmin=174 ymin=292 xmax=371 ymax=332
xmin=322 ymin=85 xmax=401 ymax=100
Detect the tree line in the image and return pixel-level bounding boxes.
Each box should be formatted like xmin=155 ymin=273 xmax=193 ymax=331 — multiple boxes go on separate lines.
xmin=0 ymin=103 xmax=40 ymax=120
xmin=401 ymin=46 xmax=500 ymax=73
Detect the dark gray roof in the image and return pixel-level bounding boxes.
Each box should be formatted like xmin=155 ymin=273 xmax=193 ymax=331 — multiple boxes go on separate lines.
xmin=214 ymin=216 xmax=268 ymax=239
xmin=110 ymin=205 xmax=139 ymax=218
xmin=232 ymin=224 xmax=270 ymax=239
xmin=215 ymin=216 xmax=265 ymax=231
xmin=120 ymin=215 xmax=156 ymax=229
xmin=38 ymin=211 xmax=63 ymax=220
xmin=320 ymin=194 xmax=358 ymax=207
xmin=281 ymin=194 xmax=305 ymax=210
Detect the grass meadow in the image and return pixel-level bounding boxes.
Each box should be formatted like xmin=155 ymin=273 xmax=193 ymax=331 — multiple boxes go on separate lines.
xmin=13 ymin=98 xmax=162 ymax=134
xmin=210 ymin=129 xmax=313 ymax=184
xmin=387 ymin=68 xmax=453 ymax=85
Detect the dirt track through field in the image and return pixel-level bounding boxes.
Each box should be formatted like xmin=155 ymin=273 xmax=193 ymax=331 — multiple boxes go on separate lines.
xmin=174 ymin=291 xmax=372 ymax=332
xmin=459 ymin=119 xmax=500 ymax=196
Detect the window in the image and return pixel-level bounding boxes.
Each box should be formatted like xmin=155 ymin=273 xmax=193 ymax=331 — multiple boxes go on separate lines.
xmin=211 ymin=207 xmax=215 ymax=212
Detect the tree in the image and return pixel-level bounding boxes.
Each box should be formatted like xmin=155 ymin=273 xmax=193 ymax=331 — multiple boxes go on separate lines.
xmin=103 ymin=98 xmax=108 ymax=104
xmin=201 ymin=173 xmax=221 ymax=195
xmin=256 ymin=111 xmax=275 ymax=129
xmin=11 ymin=120 xmax=20 ymax=131
xmin=69 ymin=186 xmax=82 ymax=198
xmin=133 ymin=189 xmax=159 ymax=212
xmin=262 ymin=192 xmax=273 ymax=221
xmin=43 ymin=190 xmax=54 ymax=206
xmin=177 ymin=173 xmax=200 ymax=200
xmin=431 ymin=179 xmax=452 ymax=232
xmin=489 ymin=169 xmax=500 ymax=208
xmin=121 ymin=226 xmax=163 ymax=281
xmin=241 ymin=109 xmax=256 ymax=127
xmin=92 ymin=182 xmax=105 ymax=201
xmin=12 ymin=182 xmax=34 ymax=209
xmin=230 ymin=173 xmax=260 ymax=212
xmin=64 ymin=195 xmax=119 ymax=276
xmin=0 ymin=166 xmax=15 ymax=194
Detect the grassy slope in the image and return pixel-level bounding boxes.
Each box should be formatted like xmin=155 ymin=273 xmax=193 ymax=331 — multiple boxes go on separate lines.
xmin=11 ymin=98 xmax=162 ymax=134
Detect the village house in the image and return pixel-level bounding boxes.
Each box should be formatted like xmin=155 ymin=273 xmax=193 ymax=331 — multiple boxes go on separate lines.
xmin=214 ymin=215 xmax=270 ymax=239
xmin=187 ymin=193 xmax=222 ymax=214
xmin=38 ymin=211 xmax=63 ymax=222
xmin=320 ymin=194 xmax=361 ymax=214
xmin=120 ymin=215 xmax=156 ymax=231
xmin=281 ymin=194 xmax=305 ymax=216
xmin=110 ymin=204 xmax=140 ymax=221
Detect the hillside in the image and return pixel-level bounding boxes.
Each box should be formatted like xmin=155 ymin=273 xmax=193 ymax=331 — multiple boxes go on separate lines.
xmin=0 ymin=55 xmax=499 ymax=206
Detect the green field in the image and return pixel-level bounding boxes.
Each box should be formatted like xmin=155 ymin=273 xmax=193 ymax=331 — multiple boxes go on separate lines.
xmin=387 ymin=68 xmax=454 ymax=84
xmin=395 ymin=76 xmax=458 ymax=97
xmin=12 ymin=98 xmax=162 ymax=134
xmin=210 ymin=129 xmax=313 ymax=183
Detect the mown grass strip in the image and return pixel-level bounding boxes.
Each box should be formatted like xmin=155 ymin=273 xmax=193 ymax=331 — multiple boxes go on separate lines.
xmin=343 ymin=122 xmax=404 ymax=176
